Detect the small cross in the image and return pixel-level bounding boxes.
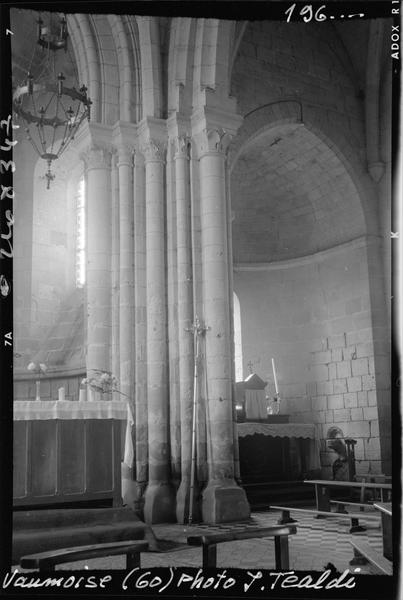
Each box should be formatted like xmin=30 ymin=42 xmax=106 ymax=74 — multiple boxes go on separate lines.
xmin=247 ymin=360 xmax=254 ymax=374
xmin=185 ymin=315 xmax=209 ymax=337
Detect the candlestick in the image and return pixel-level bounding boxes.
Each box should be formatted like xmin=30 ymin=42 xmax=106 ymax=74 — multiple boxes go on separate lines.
xmin=79 ymin=387 xmax=87 ymax=402
xmin=271 ymin=358 xmax=279 ymax=395
xmin=58 ymin=387 xmax=65 ymax=402
xmin=35 ymin=380 xmax=41 ymax=401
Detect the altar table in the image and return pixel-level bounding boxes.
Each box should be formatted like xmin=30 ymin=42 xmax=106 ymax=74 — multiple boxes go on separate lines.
xmin=237 ymin=421 xmax=321 ymax=483
xmin=13 ymin=401 xmax=127 ymax=507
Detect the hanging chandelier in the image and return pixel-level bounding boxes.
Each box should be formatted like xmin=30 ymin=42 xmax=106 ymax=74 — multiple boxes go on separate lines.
xmin=12 ymin=13 xmax=91 ymax=189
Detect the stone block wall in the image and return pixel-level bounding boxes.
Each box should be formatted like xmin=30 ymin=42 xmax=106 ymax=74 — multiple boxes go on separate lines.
xmin=234 ymin=238 xmax=390 ymax=476
xmin=232 ymin=20 xmax=366 ymax=165
xmin=308 ymin=335 xmax=382 ymax=478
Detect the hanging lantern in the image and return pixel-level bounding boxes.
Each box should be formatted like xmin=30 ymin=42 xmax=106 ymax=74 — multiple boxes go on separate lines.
xmin=12 ymin=12 xmax=91 ymax=189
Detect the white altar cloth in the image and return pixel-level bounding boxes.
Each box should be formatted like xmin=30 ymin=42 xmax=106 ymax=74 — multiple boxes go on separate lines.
xmin=13 ymin=400 xmax=128 ymax=421
xmin=237 ymin=421 xmax=321 ymax=470
xmin=237 ymin=421 xmax=318 ymax=439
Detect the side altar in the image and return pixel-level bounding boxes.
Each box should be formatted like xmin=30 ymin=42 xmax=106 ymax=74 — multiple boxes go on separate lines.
xmin=13 ymin=400 xmax=127 ymax=507
xmin=235 ymin=374 xmax=320 ymax=483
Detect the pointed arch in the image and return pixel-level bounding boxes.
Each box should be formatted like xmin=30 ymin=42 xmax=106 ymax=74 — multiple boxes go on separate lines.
xmin=136 ymin=16 xmax=163 ymax=119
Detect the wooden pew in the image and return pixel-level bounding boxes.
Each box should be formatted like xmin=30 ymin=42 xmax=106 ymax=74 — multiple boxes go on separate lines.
xmin=20 ymin=540 xmax=149 ymax=572
xmin=269 ymin=505 xmax=380 ymax=533
xmin=187 ymin=525 xmax=297 ymax=569
xmin=355 ymin=475 xmax=392 ymax=503
xmin=349 ymin=541 xmax=392 ymax=575
xmin=374 ymin=502 xmax=392 ymax=560
xmin=303 ymin=479 xmax=392 ymax=513
xmin=330 ymin=500 xmax=375 ymax=514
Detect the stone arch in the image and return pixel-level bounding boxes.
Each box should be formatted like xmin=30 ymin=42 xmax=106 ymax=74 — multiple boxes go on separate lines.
xmin=68 ymin=13 xmax=142 ymax=125
xmin=136 ymin=16 xmax=163 ymax=119
xmin=107 ymin=15 xmax=136 ymax=122
xmin=167 ymin=17 xmax=195 ymax=114
xmin=68 ymin=14 xmax=102 ymax=123
xmin=228 ymin=100 xmax=378 ymax=237
xmin=192 ymin=19 xmax=237 ymax=109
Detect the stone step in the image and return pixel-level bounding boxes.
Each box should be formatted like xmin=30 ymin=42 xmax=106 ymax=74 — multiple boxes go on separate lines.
xmin=13 ymin=507 xmax=140 ymax=530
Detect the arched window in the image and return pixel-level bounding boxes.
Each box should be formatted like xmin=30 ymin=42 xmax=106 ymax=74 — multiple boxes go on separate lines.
xmin=233 ymin=292 xmax=243 ymax=381
xmin=75 ymin=177 xmax=86 ymax=288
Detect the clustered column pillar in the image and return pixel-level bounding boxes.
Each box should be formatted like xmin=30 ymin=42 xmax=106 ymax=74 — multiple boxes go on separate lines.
xmin=133 ymin=151 xmax=148 ymax=495
xmin=117 ymin=147 xmax=135 ymax=404
xmin=173 ymin=135 xmax=196 ymax=523
xmin=142 ymin=137 xmax=176 ymax=523
xmin=83 ymin=146 xmax=112 ymax=382
xmin=197 ymin=128 xmax=250 ymax=523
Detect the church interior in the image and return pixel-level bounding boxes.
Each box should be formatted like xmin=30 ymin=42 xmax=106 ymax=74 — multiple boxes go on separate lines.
xmin=7 ymin=4 xmax=394 ymax=578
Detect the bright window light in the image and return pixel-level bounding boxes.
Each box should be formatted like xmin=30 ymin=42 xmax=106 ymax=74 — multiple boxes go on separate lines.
xmin=76 ymin=177 xmax=86 ymax=287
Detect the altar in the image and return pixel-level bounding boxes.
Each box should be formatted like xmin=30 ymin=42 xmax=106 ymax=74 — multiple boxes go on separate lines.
xmin=13 ymin=400 xmax=127 ymax=507
xmin=237 ymin=421 xmax=321 ymax=483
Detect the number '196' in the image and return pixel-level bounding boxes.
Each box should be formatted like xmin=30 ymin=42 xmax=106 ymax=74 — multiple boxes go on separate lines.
xmin=285 ymin=4 xmax=327 ymax=23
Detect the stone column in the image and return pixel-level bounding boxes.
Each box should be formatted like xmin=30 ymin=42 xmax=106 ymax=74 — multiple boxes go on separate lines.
xmin=173 ymin=135 xmax=196 ymax=523
xmin=165 ymin=137 xmax=181 ymax=489
xmin=225 ymin=165 xmax=241 ymax=482
xmin=83 ymin=146 xmax=112 ymax=382
xmin=133 ymin=151 xmax=148 ymax=497
xmin=197 ymin=128 xmax=249 ymax=523
xmin=142 ymin=137 xmax=175 ymax=523
xmin=111 ymin=152 xmax=120 ymax=402
xmin=118 ymin=147 xmax=135 ymax=403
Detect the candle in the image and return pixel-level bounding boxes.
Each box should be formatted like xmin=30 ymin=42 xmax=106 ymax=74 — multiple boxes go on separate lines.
xmin=271 ymin=358 xmax=279 ymax=395
xmin=58 ymin=387 xmax=65 ymax=402
xmin=79 ymin=387 xmax=87 ymax=402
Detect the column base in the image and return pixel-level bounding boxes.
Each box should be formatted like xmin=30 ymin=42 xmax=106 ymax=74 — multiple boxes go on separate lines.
xmin=176 ymin=479 xmax=201 ymax=524
xmin=121 ymin=463 xmax=146 ymax=516
xmin=143 ymin=482 xmax=176 ymax=524
xmin=202 ymin=479 xmax=250 ymax=524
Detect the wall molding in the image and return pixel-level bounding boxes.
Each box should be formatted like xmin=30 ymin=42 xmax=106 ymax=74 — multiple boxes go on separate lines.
xmin=234 ymin=234 xmax=382 ymax=272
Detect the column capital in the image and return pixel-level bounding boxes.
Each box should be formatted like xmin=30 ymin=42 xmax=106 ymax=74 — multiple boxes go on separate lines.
xmin=115 ymin=145 xmax=134 ymax=167
xmin=195 ymin=128 xmax=233 ymax=158
xmin=80 ymin=145 xmax=112 ymax=170
xmin=137 ymin=116 xmax=168 ymax=163
xmin=140 ymin=138 xmax=167 ymax=163
xmin=172 ymin=134 xmax=191 ymax=159
xmin=111 ymin=121 xmax=138 ymax=165
xmin=191 ymin=106 xmax=243 ymax=159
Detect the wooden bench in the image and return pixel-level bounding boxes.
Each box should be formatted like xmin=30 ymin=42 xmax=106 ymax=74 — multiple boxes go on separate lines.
xmin=20 ymin=540 xmax=149 ymax=572
xmin=330 ymin=500 xmax=375 ymax=514
xmin=187 ymin=525 xmax=297 ymax=569
xmin=304 ymin=480 xmax=392 ymax=512
xmin=269 ymin=505 xmax=380 ymax=534
xmin=349 ymin=541 xmax=393 ymax=575
xmin=374 ymin=502 xmax=392 ymax=560
xmin=355 ymin=475 xmax=392 ymax=503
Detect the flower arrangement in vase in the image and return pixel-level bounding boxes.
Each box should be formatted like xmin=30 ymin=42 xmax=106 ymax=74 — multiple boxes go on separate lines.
xmin=81 ymin=370 xmax=124 ymax=401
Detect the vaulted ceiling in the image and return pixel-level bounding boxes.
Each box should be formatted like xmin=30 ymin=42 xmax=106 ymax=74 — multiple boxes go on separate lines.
xmin=231 ymin=124 xmax=365 ymax=263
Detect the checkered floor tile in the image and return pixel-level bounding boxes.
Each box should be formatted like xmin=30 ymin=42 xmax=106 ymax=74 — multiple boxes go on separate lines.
xmin=36 ymin=507 xmax=388 ymax=574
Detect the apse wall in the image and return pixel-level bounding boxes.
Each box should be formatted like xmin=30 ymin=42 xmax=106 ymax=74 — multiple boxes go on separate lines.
xmin=234 ymin=237 xmax=384 ymax=477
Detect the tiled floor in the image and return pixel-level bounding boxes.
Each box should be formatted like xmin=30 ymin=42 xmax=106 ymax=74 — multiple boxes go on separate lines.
xmin=46 ymin=507 xmax=385 ymax=574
